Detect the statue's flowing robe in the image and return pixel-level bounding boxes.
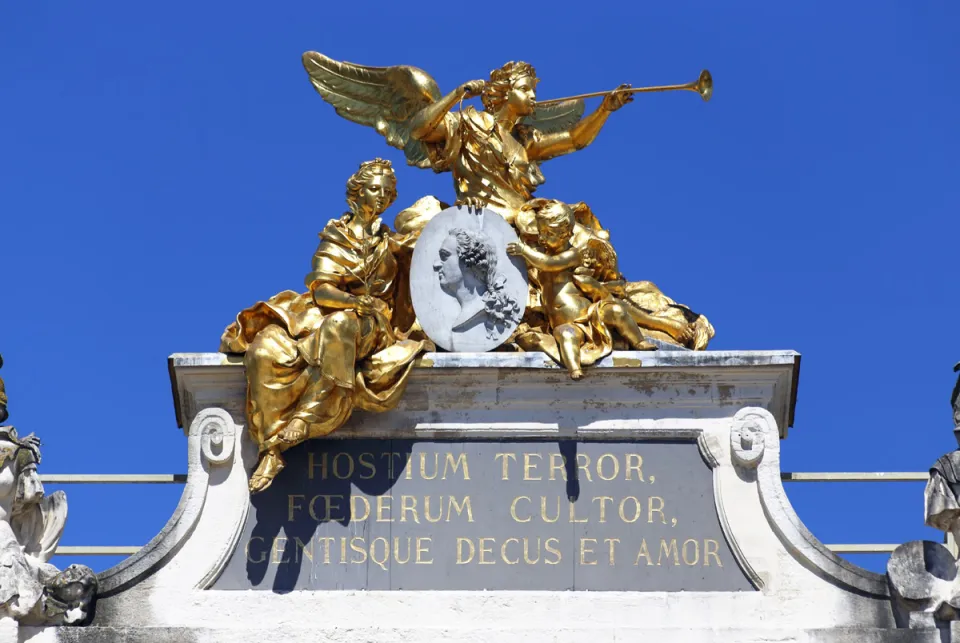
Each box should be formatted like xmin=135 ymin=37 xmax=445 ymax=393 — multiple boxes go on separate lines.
xmin=425 ymin=107 xmax=543 ymax=217
xmin=220 ymin=216 xmax=432 ymax=451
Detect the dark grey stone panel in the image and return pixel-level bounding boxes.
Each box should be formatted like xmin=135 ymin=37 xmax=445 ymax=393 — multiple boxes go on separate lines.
xmin=214 ymin=439 xmax=752 ymax=592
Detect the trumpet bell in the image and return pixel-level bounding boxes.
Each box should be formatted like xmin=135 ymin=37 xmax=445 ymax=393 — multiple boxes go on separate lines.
xmin=696 ymin=70 xmax=713 ymax=102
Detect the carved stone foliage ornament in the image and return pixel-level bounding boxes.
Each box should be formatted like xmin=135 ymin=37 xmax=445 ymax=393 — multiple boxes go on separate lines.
xmin=410 ymin=206 xmax=527 ymax=352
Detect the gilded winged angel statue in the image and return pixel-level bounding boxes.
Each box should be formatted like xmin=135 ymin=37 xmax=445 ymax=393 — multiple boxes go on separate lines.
xmin=301 ymin=52 xmax=714 ymax=351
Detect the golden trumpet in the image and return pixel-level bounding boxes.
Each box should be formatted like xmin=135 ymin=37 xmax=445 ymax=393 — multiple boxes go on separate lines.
xmin=537 ymin=69 xmax=713 ymax=106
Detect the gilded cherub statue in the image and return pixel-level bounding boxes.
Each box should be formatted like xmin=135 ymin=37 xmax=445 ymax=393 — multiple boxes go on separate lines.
xmin=302 ymin=52 xmax=714 ymax=351
xmin=220 ymin=159 xmax=434 ymax=493
xmin=507 ymin=199 xmax=656 ymax=379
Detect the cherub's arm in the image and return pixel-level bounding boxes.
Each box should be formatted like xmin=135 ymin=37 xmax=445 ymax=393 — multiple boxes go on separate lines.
xmin=526 ymin=85 xmax=633 ymax=162
xmin=573 ymin=274 xmax=613 ymax=301
xmin=601 ymin=278 xmax=627 ymax=297
xmin=410 ymin=81 xmax=485 ymax=143
xmin=507 ymin=242 xmax=581 ymax=272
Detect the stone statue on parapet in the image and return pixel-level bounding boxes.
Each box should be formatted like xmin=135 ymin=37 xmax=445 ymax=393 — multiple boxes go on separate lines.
xmin=887 ymin=361 xmax=960 ymax=629
xmin=0 ymin=355 xmax=8 ymax=425
xmin=0 ymin=360 xmax=97 ymax=626
xmin=952 ymin=361 xmax=960 ymax=428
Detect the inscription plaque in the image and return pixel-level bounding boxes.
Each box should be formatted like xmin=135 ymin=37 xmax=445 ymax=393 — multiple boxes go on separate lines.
xmin=214 ymin=440 xmax=753 ymax=592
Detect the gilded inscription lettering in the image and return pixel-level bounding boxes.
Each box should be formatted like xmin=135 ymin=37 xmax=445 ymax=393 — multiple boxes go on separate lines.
xmin=704 ymin=539 xmax=723 ymax=567
xmin=416 ymin=537 xmax=433 ymax=564
xmin=605 ymin=538 xmax=620 ymax=565
xmin=596 ymin=454 xmax=619 ymax=481
xmin=494 ymin=453 xmax=517 ymax=480
xmin=580 ymin=538 xmax=598 ymax=565
xmin=658 ymin=539 xmax=679 ymax=566
xmin=245 ymin=536 xmax=266 ymax=564
xmin=524 ymin=453 xmax=542 ymax=481
xmin=358 ymin=452 xmax=376 ymax=479
xmin=257 ymin=444 xmax=732 ymax=586
xmin=443 ymin=453 xmax=470 ymax=480
xmin=549 ymin=453 xmax=566 ymax=481
xmin=457 ymin=537 xmax=563 ymax=565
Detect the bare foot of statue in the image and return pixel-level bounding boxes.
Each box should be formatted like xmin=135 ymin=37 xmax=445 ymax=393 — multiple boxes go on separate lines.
xmin=570 ymin=369 xmax=584 ymax=381
xmin=635 ymin=339 xmax=658 ymax=351
xmin=276 ymin=418 xmax=308 ymax=445
xmin=249 ymin=449 xmax=285 ymax=494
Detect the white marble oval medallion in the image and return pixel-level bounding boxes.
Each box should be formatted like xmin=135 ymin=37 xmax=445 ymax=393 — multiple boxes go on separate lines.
xmin=410 ymin=206 xmax=528 ymax=352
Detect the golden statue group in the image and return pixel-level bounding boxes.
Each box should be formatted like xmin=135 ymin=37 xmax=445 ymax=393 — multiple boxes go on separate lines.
xmin=220 ymin=52 xmax=716 ymax=493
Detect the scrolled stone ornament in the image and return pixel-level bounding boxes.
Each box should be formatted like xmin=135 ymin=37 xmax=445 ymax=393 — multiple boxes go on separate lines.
xmin=196 ymin=408 xmax=237 ymax=466
xmin=730 ymin=418 xmax=765 ymax=469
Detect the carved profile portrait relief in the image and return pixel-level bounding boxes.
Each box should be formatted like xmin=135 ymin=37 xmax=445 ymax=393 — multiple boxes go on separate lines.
xmin=411 ymin=207 xmax=527 ymax=352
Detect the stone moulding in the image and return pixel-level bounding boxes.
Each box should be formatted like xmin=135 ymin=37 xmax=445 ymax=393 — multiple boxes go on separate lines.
xmin=30 ymin=349 xmax=908 ymax=639
xmin=168 ymin=349 xmax=802 ymax=438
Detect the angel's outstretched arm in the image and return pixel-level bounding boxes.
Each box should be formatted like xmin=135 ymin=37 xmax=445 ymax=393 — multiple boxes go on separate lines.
xmin=410 ymin=80 xmax=484 ymax=142
xmin=527 ymin=84 xmax=634 ymax=162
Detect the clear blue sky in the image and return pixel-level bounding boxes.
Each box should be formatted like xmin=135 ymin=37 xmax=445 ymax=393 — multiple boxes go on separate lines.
xmin=2 ymin=2 xmax=957 ymax=575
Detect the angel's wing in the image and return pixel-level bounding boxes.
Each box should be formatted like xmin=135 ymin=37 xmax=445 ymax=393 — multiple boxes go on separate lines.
xmin=583 ymin=237 xmax=620 ymax=282
xmin=521 ymin=99 xmax=586 ymax=134
xmin=302 ymin=52 xmax=443 ymax=168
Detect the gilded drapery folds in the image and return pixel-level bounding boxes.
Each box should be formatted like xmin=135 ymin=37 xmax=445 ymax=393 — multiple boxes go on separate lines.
xmin=220 ymin=160 xmax=433 ymax=493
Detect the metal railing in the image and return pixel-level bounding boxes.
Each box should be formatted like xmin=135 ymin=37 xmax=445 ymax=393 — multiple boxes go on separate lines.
xmin=40 ymin=472 xmax=927 ymax=557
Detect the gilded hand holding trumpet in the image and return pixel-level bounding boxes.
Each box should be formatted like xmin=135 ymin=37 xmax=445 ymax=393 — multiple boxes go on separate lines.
xmin=600 ymin=84 xmax=635 ymax=112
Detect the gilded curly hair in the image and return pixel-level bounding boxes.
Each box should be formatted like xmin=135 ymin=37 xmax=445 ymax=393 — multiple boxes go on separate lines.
xmin=345 ymin=158 xmax=397 ymax=214
xmin=481 ymin=61 xmax=538 ymax=113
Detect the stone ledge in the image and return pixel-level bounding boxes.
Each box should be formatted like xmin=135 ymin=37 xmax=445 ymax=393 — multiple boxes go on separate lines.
xmin=168 ymin=350 xmax=801 ymax=439
xmin=29 ymin=625 xmax=930 ymax=643
xmin=168 ymin=348 xmax=800 ymax=370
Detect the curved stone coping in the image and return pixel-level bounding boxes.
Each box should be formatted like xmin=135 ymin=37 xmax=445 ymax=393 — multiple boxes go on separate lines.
xmin=95 ymin=470 xmax=201 ymax=597
xmin=95 ymin=408 xmax=239 ymax=596
xmin=755 ymin=422 xmax=889 ymax=598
